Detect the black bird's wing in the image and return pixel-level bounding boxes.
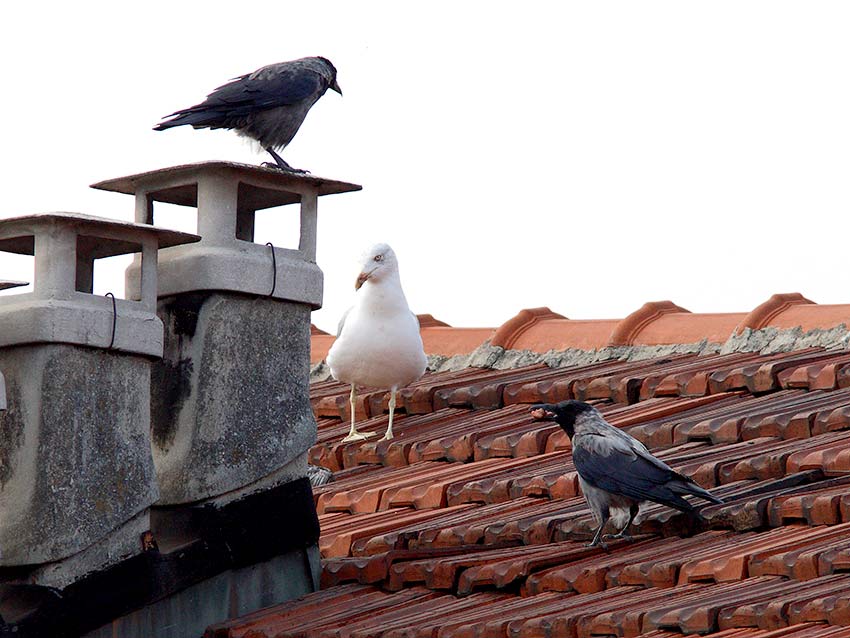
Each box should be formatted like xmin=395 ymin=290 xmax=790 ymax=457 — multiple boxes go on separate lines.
xmin=155 ymin=63 xmax=325 ymax=130
xmin=572 ymin=434 xmax=720 ymax=512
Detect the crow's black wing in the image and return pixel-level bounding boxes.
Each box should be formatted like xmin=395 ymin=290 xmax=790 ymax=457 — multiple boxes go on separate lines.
xmin=572 ymin=435 xmax=697 ymax=512
xmin=155 ymin=64 xmax=324 ymax=128
xmin=204 ymin=66 xmax=324 ymax=111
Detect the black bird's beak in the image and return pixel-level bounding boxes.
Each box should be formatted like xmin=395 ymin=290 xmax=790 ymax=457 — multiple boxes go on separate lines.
xmin=331 ymin=79 xmax=342 ymax=96
xmin=530 ymin=405 xmax=556 ymax=421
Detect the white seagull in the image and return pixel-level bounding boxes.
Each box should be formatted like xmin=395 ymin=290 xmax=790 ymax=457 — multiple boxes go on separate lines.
xmin=326 ymin=243 xmax=427 ymax=442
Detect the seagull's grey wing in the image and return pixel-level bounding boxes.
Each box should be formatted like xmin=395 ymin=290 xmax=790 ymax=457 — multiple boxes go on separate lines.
xmin=336 ymin=307 xmax=352 ymax=337
xmin=572 ymin=434 xmax=700 ymax=512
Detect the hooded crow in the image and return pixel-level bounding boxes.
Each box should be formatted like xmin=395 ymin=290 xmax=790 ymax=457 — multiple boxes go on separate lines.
xmin=531 ymin=400 xmax=723 ymax=547
xmin=154 ymin=56 xmax=341 ymax=172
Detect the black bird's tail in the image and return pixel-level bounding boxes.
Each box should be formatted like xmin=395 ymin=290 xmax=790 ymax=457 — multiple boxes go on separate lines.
xmin=153 ymin=109 xmax=218 ymax=131
xmin=662 ymin=476 xmax=724 ymax=512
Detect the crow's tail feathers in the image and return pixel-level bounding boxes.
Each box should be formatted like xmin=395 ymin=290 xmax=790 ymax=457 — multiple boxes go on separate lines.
xmin=668 ymin=477 xmax=724 ymax=508
xmin=153 ymin=108 xmax=220 ymax=131
xmin=153 ymin=119 xmax=179 ymax=131
xmin=648 ymin=477 xmax=724 ymax=514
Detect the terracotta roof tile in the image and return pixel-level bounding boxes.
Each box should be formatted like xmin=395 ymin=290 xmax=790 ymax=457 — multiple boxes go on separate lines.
xmin=214 ymin=343 xmax=850 ymax=637
xmin=490 ymin=307 xmax=624 ymax=352
xmin=501 ymin=359 xmax=652 ymax=405
xmin=611 ymin=301 xmax=745 ymax=346
xmin=310 ymin=315 xmax=495 ymax=363
xmin=311 ymin=294 xmax=850 ymax=360
xmin=421 ymin=326 xmax=496 ymax=357
xmin=310 ymin=332 xmax=337 ymax=364
xmin=766 ymin=477 xmax=850 ymax=527
xmin=740 ymin=294 xmax=850 ymax=333
xmin=747 ymin=522 xmax=850 ymax=581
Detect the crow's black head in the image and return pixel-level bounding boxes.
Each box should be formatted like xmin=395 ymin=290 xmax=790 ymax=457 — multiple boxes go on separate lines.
xmin=530 ymin=400 xmax=594 ymax=438
xmin=317 ymin=56 xmax=342 ymax=95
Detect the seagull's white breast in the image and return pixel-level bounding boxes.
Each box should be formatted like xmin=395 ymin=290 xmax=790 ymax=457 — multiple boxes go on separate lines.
xmin=327 ymin=303 xmax=426 ymax=390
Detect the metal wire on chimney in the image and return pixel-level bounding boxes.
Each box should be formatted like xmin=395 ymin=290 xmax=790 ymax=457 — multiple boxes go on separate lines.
xmin=105 ymin=292 xmax=117 ymax=349
xmin=266 ymin=242 xmax=277 ymax=298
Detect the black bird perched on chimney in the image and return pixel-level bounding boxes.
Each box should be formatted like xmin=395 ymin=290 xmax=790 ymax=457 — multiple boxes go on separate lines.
xmin=154 ymin=56 xmax=341 ymax=173
xmin=531 ymin=400 xmax=723 ymax=548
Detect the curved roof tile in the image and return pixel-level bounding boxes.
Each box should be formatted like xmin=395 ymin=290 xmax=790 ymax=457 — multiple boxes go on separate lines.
xmin=491 ymin=307 xmax=568 ymax=350
xmin=311 ymin=293 xmax=850 ymax=362
xmin=492 ymin=307 xmax=618 ymax=352
xmin=739 ymin=293 xmax=815 ymax=331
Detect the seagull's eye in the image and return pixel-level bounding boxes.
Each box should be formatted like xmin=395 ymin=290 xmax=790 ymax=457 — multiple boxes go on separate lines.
xmin=374 ymin=254 xmax=383 ymax=262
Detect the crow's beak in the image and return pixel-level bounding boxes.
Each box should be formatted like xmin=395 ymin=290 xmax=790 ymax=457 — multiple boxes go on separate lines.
xmin=355 ymin=271 xmax=369 ymax=290
xmin=331 ymin=79 xmax=342 ymax=96
xmin=530 ymin=406 xmax=556 ymax=420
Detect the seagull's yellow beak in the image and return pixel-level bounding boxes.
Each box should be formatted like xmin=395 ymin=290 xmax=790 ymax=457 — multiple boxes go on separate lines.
xmin=355 ymin=271 xmax=370 ymax=290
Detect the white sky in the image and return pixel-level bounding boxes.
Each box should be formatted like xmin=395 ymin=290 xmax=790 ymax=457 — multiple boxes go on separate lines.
xmin=1 ymin=2 xmax=848 ymax=334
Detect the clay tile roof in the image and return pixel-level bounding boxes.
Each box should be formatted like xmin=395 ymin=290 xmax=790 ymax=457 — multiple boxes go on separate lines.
xmin=311 ymin=293 xmax=850 ymax=362
xmin=415 ymin=315 xmax=498 ymax=357
xmin=310 ymin=323 xmax=329 ymax=336
xmin=211 ymin=342 xmax=850 ymax=638
xmin=310 ymin=328 xmax=337 ymax=364
xmin=610 ymin=301 xmax=749 ymax=346
xmin=311 ymin=315 xmax=496 ymax=364
xmin=740 ymin=293 xmax=850 ymax=333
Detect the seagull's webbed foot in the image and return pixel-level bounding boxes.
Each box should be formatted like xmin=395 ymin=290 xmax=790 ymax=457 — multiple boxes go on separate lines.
xmin=379 ymin=432 xmax=394 ymax=442
xmin=585 ymin=539 xmax=608 ymax=551
xmin=341 ymin=430 xmax=377 ymax=443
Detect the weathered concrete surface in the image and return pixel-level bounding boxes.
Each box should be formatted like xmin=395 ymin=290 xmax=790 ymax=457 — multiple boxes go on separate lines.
xmin=0 ymin=344 xmax=158 ymax=566
xmin=152 ymin=292 xmax=316 ymax=505
xmin=127 ymin=242 xmax=325 ymax=309
xmin=25 ymin=510 xmax=150 ymax=590
xmin=98 ymin=162 xmax=360 ymax=309
xmin=0 ymin=295 xmax=167 ymax=357
xmin=85 ymin=545 xmax=320 ymax=638
xmin=0 ymin=213 xmax=198 ymax=357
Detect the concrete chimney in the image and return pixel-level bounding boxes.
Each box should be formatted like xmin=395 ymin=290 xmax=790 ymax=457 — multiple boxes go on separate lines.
xmin=91 ymin=162 xmax=361 ymax=508
xmin=0 ymin=214 xmax=198 ymax=588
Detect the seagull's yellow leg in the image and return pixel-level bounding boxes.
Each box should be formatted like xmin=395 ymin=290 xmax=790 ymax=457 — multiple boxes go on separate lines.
xmin=380 ymin=389 xmax=397 ymax=441
xmin=342 ymin=383 xmax=375 ymax=442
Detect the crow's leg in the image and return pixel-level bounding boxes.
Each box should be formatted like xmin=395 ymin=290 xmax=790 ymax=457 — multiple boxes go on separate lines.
xmin=263 ymin=147 xmax=307 ymax=174
xmin=380 ymin=389 xmax=398 ymax=442
xmin=341 ymin=384 xmax=375 ymax=442
xmin=603 ymin=502 xmax=640 ymax=542
xmin=586 ymin=505 xmax=610 ymax=550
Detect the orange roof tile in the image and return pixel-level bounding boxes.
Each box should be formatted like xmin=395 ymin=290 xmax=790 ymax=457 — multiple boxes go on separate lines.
xmin=419 ymin=326 xmax=495 ymax=357
xmin=310 ymin=333 xmax=336 ymax=364
xmin=311 ymin=293 xmax=850 ymax=362
xmin=616 ymin=302 xmax=749 ymax=346
xmin=212 ymin=345 xmax=850 ymax=637
xmin=741 ymin=293 xmax=850 ymax=332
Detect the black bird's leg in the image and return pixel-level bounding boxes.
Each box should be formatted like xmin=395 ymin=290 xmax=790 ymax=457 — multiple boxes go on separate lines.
xmin=603 ymin=503 xmax=640 ymax=543
xmin=586 ymin=506 xmax=610 ymax=550
xmin=263 ymin=147 xmax=307 ymax=174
